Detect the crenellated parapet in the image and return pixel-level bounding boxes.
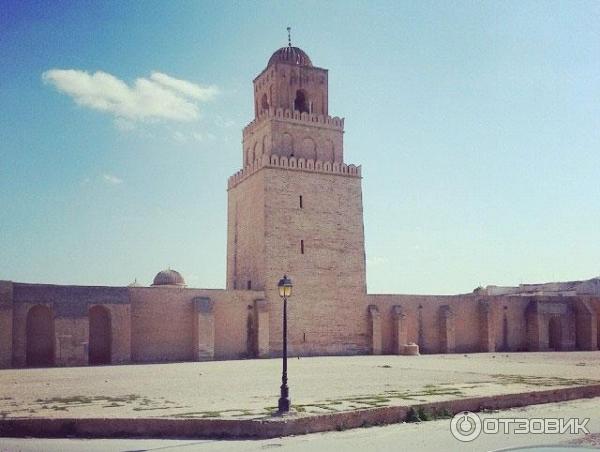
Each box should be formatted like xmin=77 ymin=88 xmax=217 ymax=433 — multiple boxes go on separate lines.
xmin=243 ymin=107 xmax=344 ymax=138
xmin=228 ymin=152 xmax=361 ymax=189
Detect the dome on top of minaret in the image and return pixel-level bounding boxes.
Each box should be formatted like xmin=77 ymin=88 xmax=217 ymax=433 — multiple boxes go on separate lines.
xmin=268 ymin=46 xmax=313 ymax=67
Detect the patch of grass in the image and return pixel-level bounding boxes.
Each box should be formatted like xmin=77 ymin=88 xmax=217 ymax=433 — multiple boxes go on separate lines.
xmin=310 ymin=403 xmax=340 ymax=412
xmin=416 ymin=387 xmax=464 ymax=397
xmin=31 ymin=393 xmax=177 ymax=412
xmin=340 ymin=395 xmax=392 ymax=405
xmin=132 ymin=406 xmax=172 ymax=411
xmin=491 ymin=374 xmax=598 ymax=387
xmin=229 ymin=409 xmax=255 ymax=417
xmin=50 ymin=405 xmax=67 ymax=411
xmin=200 ymin=411 xmax=222 ymax=418
xmin=169 ymin=410 xmax=224 ymax=419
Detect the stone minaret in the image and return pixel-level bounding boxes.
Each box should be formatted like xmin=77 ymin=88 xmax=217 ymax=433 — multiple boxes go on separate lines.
xmin=226 ymin=39 xmax=367 ymax=356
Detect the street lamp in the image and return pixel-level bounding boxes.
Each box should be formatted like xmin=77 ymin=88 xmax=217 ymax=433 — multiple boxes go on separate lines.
xmin=277 ymin=274 xmax=293 ymax=413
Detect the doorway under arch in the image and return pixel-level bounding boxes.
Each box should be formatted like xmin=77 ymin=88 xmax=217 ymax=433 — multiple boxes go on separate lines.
xmin=548 ymin=317 xmax=561 ymax=351
xmin=89 ymin=305 xmax=111 ymax=365
xmin=26 ymin=305 xmax=55 ymax=367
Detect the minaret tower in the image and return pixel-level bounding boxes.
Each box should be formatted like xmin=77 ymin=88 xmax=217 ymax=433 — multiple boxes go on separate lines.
xmin=226 ymin=33 xmax=368 ymax=355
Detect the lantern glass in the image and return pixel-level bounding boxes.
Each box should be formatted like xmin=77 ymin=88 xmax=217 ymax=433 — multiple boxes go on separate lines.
xmin=278 ymin=275 xmax=293 ymax=298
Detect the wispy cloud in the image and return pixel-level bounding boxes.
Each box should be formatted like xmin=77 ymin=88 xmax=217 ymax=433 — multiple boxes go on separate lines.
xmin=42 ymin=69 xmax=218 ymax=123
xmin=102 ymin=174 xmax=123 ymax=185
xmin=114 ymin=117 xmax=135 ymax=131
xmin=150 ymin=72 xmax=218 ymax=101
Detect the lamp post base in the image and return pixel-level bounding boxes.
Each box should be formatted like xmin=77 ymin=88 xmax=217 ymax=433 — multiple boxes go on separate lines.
xmin=278 ymin=397 xmax=290 ymax=413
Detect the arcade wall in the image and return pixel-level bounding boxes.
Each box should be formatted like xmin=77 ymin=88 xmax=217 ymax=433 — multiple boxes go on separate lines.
xmin=0 ymin=282 xmax=265 ymax=368
xmin=0 ymin=279 xmax=597 ymax=369
xmin=365 ymin=294 xmax=599 ymax=355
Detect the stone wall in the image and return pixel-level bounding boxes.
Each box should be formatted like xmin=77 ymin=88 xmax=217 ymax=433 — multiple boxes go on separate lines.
xmin=2 ymin=281 xmax=265 ymax=368
xmin=228 ymin=157 xmax=367 ymax=357
xmin=226 ymin=170 xmax=266 ymax=292
xmin=366 ymin=294 xmax=599 ymax=355
xmin=10 ymin=283 xmax=130 ymax=367
xmin=0 ymin=279 xmax=597 ymax=368
xmin=253 ymin=62 xmax=329 ymax=117
xmin=262 ymin=167 xmax=368 ymax=356
xmin=129 ymin=287 xmax=264 ymax=362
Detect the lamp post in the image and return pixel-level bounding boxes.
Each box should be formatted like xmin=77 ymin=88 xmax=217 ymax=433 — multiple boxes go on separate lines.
xmin=277 ymin=274 xmax=293 ymax=413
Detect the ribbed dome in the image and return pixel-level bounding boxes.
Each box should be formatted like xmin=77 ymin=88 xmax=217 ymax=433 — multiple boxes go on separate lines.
xmin=152 ymin=269 xmax=186 ymax=287
xmin=268 ymin=46 xmax=312 ymax=67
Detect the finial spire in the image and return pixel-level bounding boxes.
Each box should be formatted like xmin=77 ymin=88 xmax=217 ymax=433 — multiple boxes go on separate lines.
xmin=287 ymin=26 xmax=291 ymax=47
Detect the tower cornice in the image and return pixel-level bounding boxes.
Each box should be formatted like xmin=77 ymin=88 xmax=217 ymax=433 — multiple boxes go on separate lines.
xmin=243 ymin=107 xmax=344 ymax=139
xmin=228 ymin=152 xmax=361 ymax=190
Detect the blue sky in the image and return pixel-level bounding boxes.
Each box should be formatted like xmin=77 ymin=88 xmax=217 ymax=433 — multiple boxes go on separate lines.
xmin=1 ymin=1 xmax=599 ymax=294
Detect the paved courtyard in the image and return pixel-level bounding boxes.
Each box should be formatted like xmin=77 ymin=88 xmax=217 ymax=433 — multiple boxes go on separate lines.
xmin=0 ymin=352 xmax=599 ymax=420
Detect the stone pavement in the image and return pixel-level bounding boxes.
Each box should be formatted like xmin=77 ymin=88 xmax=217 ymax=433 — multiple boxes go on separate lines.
xmin=0 ymin=352 xmax=599 ymax=420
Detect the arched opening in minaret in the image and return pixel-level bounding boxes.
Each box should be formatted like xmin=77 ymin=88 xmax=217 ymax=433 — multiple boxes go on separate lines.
xmin=294 ymin=89 xmax=309 ymax=113
xmin=261 ymin=93 xmax=269 ymax=112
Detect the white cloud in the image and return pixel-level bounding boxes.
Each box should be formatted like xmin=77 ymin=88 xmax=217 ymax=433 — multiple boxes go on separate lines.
xmin=42 ymin=69 xmax=217 ymax=123
xmin=150 ymin=72 xmax=218 ymax=101
xmin=102 ymin=174 xmax=123 ymax=185
xmin=114 ymin=117 xmax=135 ymax=131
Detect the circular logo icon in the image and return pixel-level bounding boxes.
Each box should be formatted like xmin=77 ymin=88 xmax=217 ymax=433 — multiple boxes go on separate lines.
xmin=450 ymin=411 xmax=482 ymax=442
